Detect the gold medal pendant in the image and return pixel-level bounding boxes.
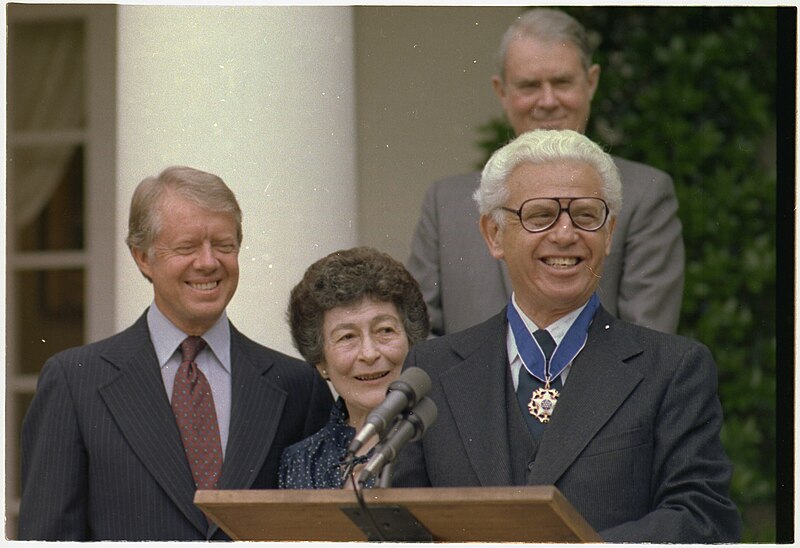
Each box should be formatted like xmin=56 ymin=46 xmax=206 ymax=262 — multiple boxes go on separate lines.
xmin=528 ymin=385 xmax=560 ymax=423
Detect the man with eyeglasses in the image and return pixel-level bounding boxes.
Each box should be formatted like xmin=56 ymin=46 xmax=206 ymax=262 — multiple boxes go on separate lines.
xmin=407 ymin=8 xmax=684 ymax=336
xmin=392 ymin=130 xmax=740 ymax=543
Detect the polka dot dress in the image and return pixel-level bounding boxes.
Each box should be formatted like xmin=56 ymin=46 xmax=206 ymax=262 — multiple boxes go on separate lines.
xmin=278 ymin=398 xmax=376 ymax=489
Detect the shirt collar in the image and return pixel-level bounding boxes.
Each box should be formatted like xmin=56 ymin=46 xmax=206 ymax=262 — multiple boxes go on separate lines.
xmin=147 ymin=303 xmax=232 ymax=373
xmin=507 ymin=293 xmax=590 ymax=362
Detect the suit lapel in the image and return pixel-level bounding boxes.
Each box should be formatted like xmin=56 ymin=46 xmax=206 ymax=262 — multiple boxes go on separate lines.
xmin=217 ymin=326 xmax=286 ymax=491
xmin=528 ymin=309 xmax=644 ymax=485
xmin=98 ymin=314 xmax=208 ymax=535
xmin=440 ymin=313 xmax=515 ymax=486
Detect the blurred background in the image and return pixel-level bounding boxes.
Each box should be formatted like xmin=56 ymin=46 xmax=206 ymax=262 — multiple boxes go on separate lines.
xmin=5 ymin=4 xmax=789 ymax=541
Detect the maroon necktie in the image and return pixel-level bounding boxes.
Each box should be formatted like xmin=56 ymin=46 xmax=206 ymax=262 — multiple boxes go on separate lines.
xmin=172 ymin=336 xmax=223 ymax=489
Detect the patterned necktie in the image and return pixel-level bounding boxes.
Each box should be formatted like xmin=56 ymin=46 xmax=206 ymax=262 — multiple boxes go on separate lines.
xmin=172 ymin=336 xmax=223 ymax=489
xmin=517 ymin=329 xmax=561 ymax=439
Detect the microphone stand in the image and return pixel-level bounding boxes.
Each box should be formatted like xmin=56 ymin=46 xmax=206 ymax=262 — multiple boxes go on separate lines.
xmin=377 ymin=461 xmax=393 ymax=488
xmin=343 ymin=398 xmax=438 ymax=542
xmin=345 ymin=460 xmax=430 ymax=541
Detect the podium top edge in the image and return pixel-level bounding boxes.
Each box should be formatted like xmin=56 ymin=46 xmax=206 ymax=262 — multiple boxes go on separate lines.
xmin=195 ymin=485 xmax=560 ymax=506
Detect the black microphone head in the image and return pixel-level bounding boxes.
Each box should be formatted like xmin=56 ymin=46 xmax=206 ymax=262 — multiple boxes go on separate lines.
xmin=388 ymin=367 xmax=431 ymax=406
xmin=406 ymin=396 xmax=438 ymax=441
xmin=348 ymin=368 xmax=432 ymax=455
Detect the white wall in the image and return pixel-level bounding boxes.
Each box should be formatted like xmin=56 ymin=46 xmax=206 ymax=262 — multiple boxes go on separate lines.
xmin=355 ymin=6 xmax=523 ymax=262
xmin=116 ymin=6 xmax=357 ymax=356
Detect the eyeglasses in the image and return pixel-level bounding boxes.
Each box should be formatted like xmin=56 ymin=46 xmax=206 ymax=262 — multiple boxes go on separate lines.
xmin=500 ymin=197 xmax=609 ymax=233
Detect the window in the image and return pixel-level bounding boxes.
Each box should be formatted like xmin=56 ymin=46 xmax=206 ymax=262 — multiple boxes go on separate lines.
xmin=5 ymin=4 xmax=117 ymax=538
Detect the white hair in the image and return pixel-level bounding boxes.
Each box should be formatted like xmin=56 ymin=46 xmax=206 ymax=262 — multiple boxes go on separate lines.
xmin=473 ymin=129 xmax=622 ymax=227
xmin=495 ymin=8 xmax=595 ymax=80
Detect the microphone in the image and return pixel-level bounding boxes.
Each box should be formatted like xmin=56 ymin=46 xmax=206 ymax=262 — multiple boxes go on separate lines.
xmin=347 ymin=367 xmax=431 ymax=455
xmin=358 ymin=396 xmax=438 ymax=485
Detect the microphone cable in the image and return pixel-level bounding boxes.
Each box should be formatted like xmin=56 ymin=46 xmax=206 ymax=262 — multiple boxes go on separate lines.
xmin=344 ymin=455 xmax=388 ymax=542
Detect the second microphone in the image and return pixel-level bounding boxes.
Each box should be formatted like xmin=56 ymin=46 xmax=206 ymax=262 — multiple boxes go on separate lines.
xmin=347 ymin=367 xmax=432 ymax=455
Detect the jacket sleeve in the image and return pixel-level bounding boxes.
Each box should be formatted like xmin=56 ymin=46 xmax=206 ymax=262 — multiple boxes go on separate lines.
xmin=406 ymin=181 xmax=445 ymax=337
xmin=616 ymin=170 xmax=685 ymax=333
xmin=18 ymin=358 xmax=89 ymax=541
xmin=599 ymin=342 xmax=741 ymax=542
xmin=303 ymin=371 xmax=334 ymax=438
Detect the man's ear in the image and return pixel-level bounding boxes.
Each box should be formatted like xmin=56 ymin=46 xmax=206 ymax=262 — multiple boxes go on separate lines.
xmin=491 ymin=74 xmax=507 ymax=102
xmin=586 ymin=63 xmax=601 ymax=101
xmin=130 ymin=246 xmax=153 ymax=280
xmin=479 ymin=214 xmax=505 ymax=260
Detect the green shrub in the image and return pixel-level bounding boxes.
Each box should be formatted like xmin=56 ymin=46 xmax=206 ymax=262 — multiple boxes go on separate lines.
xmin=477 ymin=7 xmax=777 ymax=541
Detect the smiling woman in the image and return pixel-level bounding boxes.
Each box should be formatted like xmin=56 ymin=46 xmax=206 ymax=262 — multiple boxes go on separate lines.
xmin=278 ymin=246 xmax=429 ymax=489
xmin=320 ymin=298 xmax=410 ymax=424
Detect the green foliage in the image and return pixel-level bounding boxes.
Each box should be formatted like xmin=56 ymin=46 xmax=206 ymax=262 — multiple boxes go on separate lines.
xmin=477 ymin=7 xmax=777 ymax=541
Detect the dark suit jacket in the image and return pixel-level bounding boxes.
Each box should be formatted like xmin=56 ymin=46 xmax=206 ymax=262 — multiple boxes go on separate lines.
xmin=407 ymin=157 xmax=685 ymax=335
xmin=392 ymin=306 xmax=741 ymax=543
xmin=18 ymin=311 xmax=333 ymax=541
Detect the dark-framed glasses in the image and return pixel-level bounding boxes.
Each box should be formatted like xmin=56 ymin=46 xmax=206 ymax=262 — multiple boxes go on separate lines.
xmin=500 ymin=197 xmax=609 ymax=233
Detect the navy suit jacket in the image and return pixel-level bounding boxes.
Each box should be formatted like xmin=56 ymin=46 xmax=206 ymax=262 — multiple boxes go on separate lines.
xmin=407 ymin=157 xmax=685 ymax=335
xmin=19 ymin=311 xmax=332 ymax=541
xmin=392 ymin=306 xmax=740 ymax=543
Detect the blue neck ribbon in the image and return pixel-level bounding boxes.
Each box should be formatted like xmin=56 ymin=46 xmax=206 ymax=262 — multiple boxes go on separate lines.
xmin=507 ymin=293 xmax=600 ymax=383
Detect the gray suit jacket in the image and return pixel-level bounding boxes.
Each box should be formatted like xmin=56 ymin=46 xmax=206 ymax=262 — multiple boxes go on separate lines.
xmin=392 ymin=306 xmax=740 ymax=542
xmin=18 ymin=311 xmax=333 ymax=541
xmin=407 ymin=157 xmax=684 ymax=335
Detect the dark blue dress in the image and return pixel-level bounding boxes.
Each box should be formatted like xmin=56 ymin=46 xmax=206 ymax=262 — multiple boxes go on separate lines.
xmin=279 ymin=398 xmax=375 ymax=489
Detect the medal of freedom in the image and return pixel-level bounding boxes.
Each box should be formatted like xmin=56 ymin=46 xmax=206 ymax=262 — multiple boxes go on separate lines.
xmin=528 ymin=386 xmax=559 ymax=423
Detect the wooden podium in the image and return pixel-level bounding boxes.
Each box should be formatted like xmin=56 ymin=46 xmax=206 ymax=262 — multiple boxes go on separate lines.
xmin=195 ymin=486 xmax=601 ymax=542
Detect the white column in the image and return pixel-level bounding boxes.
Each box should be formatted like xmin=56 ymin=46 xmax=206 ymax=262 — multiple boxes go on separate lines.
xmin=116 ymin=6 xmax=357 ymax=355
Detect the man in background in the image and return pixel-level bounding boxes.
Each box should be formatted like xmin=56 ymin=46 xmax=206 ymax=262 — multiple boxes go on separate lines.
xmin=19 ymin=166 xmax=332 ymax=541
xmin=407 ymin=8 xmax=684 ymax=336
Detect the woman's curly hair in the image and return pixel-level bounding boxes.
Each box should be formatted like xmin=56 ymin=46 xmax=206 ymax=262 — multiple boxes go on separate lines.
xmin=287 ymin=246 xmax=430 ymax=366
